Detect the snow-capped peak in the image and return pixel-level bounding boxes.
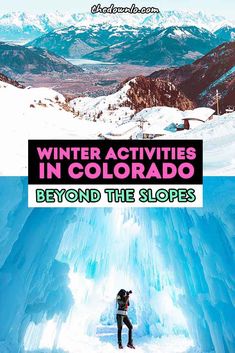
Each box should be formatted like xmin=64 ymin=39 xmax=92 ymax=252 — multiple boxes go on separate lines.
xmin=0 ymin=10 xmax=234 ymax=41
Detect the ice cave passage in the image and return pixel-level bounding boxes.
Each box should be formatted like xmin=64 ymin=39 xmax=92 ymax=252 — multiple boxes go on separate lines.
xmin=0 ymin=177 xmax=234 ymax=353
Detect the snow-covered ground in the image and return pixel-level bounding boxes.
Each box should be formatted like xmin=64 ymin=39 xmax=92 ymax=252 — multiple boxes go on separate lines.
xmin=160 ymin=114 xmax=235 ymax=175
xmin=0 ymin=80 xmax=235 ymax=176
xmin=24 ymin=332 xmax=195 ymax=353
xmin=0 ymin=81 xmax=114 ymax=175
xmin=70 ymin=79 xmax=135 ymax=123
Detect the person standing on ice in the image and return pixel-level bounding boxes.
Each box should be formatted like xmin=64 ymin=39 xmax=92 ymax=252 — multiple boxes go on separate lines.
xmin=116 ymin=289 xmax=135 ymax=349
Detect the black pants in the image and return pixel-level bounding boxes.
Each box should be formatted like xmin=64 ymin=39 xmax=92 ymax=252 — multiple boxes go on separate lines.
xmin=116 ymin=314 xmax=133 ymax=345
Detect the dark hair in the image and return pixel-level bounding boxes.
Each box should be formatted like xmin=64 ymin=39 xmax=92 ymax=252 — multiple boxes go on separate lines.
xmin=117 ymin=289 xmax=126 ymax=297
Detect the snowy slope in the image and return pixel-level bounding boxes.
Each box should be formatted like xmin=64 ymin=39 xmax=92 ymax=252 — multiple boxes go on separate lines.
xmin=0 ymin=81 xmax=114 ymax=176
xmin=0 ymin=11 xmax=233 ymax=41
xmin=70 ymin=79 xmax=135 ymax=123
xmin=0 ymin=79 xmax=235 ymax=176
xmin=159 ymin=114 xmax=235 ymax=175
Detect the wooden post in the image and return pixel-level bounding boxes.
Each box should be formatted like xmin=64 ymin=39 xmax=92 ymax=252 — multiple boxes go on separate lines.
xmin=216 ymin=89 xmax=220 ymax=115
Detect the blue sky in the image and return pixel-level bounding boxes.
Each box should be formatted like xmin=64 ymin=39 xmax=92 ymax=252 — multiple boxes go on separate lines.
xmin=1 ymin=0 xmax=234 ymax=19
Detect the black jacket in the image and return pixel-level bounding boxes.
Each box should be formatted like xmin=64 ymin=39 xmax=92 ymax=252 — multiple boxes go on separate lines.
xmin=117 ymin=292 xmax=130 ymax=314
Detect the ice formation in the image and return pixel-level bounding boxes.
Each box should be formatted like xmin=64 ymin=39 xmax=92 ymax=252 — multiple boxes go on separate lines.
xmin=0 ymin=177 xmax=234 ymax=353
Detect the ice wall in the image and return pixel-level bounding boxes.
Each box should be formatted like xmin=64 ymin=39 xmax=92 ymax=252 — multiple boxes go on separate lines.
xmin=0 ymin=178 xmax=31 ymax=267
xmin=139 ymin=178 xmax=235 ymax=353
xmin=0 ymin=178 xmax=75 ymax=353
xmin=0 ymin=177 xmax=234 ymax=353
xmin=54 ymin=207 xmax=188 ymax=344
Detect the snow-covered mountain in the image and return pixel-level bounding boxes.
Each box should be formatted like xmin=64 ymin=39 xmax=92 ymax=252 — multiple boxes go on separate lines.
xmin=28 ymin=25 xmax=151 ymax=59
xmin=28 ymin=24 xmax=227 ymax=66
xmin=215 ymin=25 xmax=235 ymax=41
xmin=0 ymin=42 xmax=82 ymax=76
xmin=0 ymin=10 xmax=233 ymax=41
xmin=150 ymin=42 xmax=235 ymax=112
xmin=70 ymin=76 xmax=194 ymax=123
xmin=85 ymin=26 xmax=222 ymax=66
